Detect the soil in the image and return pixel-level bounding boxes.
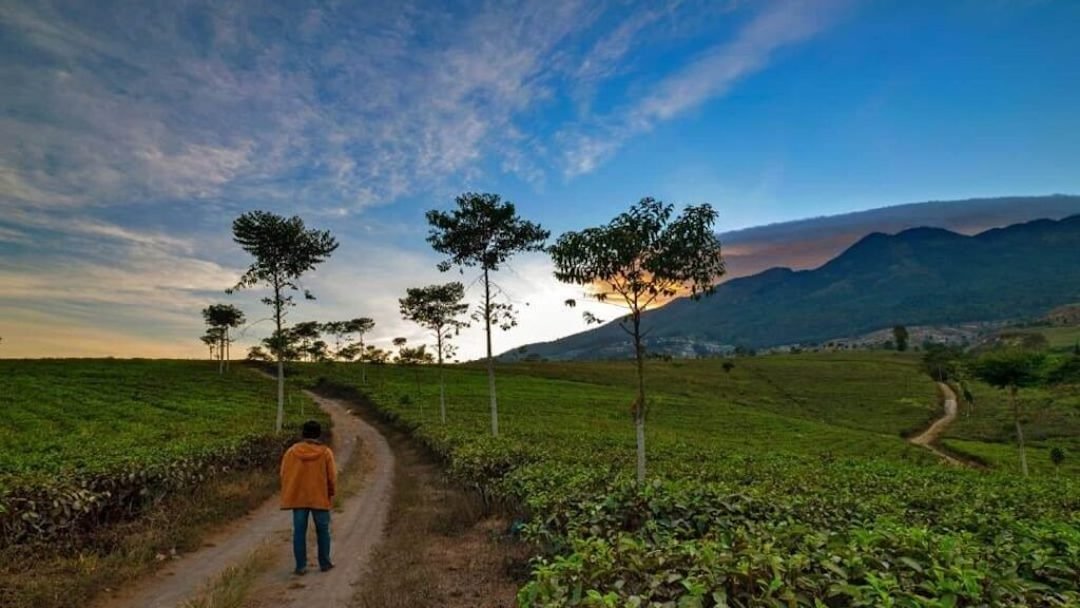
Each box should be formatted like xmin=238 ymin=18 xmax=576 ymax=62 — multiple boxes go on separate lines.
xmin=97 ymin=389 xmax=392 ymax=608
xmin=908 ymin=382 xmax=966 ymax=466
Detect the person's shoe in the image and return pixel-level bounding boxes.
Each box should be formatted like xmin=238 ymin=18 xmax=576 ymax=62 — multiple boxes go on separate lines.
xmin=320 ymin=563 xmax=335 ymax=572
xmin=293 ymin=568 xmax=307 ymax=576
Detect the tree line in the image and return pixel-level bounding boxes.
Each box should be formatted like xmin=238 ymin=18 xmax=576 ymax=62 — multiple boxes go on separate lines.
xmin=198 ymin=193 xmax=725 ymax=484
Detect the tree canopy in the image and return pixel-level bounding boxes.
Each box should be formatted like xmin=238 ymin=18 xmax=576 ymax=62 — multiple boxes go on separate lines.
xmin=426 ymin=192 xmax=549 ymax=272
xmin=549 ymin=198 xmax=725 ymax=312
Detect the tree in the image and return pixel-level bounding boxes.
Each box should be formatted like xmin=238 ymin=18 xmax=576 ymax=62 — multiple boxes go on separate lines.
xmin=228 ymin=211 xmax=338 ymax=432
xmin=893 ymin=325 xmax=910 ymax=352
xmin=360 ymin=344 xmax=390 ymax=365
xmin=972 ymin=348 xmax=1046 ymax=477
xmin=348 ymin=318 xmax=376 ymax=382
xmin=322 ymin=317 xmax=375 ymax=367
xmin=426 ymin=192 xmax=549 ymax=437
xmin=400 ymin=282 xmax=469 ymax=423
xmin=202 ymin=304 xmax=245 ymax=373
xmin=392 ymin=336 xmax=408 ymax=361
xmin=722 ymin=361 xmax=735 ymax=373
xmin=200 ymin=330 xmax=221 ymax=361
xmin=247 ymin=345 xmax=273 ymax=362
xmin=549 ymin=198 xmax=725 ymax=483
xmin=921 ymin=343 xmax=966 ymax=382
xmin=288 ymin=321 xmax=323 ymax=362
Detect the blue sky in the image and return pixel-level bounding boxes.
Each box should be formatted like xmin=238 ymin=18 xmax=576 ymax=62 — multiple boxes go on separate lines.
xmin=2 ymin=0 xmax=1079 ymax=358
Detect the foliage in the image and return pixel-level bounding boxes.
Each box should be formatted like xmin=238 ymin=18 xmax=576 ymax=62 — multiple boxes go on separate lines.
xmin=973 ymin=349 xmax=1047 ymax=391
xmin=322 ymin=317 xmax=375 ymax=361
xmin=0 ymin=360 xmax=321 ymax=548
xmin=517 ymin=215 xmax=1080 ymax=360
xmin=201 ymin=303 xmax=245 ymax=370
xmin=399 ymin=282 xmax=469 ymax=364
xmin=426 ymin=192 xmax=549 ymax=274
xmin=289 ymin=357 xmax=1079 ymax=607
xmin=549 ymin=197 xmax=725 ymax=482
xmin=228 ymin=210 xmax=338 ymax=431
xmin=426 ymin=191 xmax=549 ymax=436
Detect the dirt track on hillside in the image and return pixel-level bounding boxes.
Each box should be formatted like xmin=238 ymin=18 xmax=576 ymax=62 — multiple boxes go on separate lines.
xmin=98 ymin=388 xmax=394 ymax=608
xmin=908 ymin=382 xmax=965 ymax=466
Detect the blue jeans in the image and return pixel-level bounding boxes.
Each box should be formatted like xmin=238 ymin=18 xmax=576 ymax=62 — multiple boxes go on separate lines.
xmin=292 ymin=508 xmax=332 ymax=572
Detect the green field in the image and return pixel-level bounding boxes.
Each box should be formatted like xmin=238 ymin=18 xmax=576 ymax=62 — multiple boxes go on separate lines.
xmin=0 ymin=359 xmax=317 ymax=477
xmin=0 ymin=360 xmax=319 ymax=545
xmin=1009 ymin=326 xmax=1080 ymax=351
xmin=942 ymin=375 xmax=1080 ymax=476
xmin=296 ymin=354 xmax=1079 ymax=607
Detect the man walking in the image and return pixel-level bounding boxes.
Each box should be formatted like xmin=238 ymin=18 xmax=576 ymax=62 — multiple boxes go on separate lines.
xmin=280 ymin=419 xmax=336 ymax=575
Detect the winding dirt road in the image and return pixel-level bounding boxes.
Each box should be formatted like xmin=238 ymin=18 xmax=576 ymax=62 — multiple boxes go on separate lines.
xmin=99 ymin=388 xmax=393 ymax=608
xmin=909 ymin=382 xmax=964 ymax=466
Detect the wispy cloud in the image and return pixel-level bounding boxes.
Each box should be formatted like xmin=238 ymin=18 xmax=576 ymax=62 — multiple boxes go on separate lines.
xmin=0 ymin=0 xmax=605 ymax=213
xmin=0 ymin=0 xmax=852 ymax=359
xmin=561 ymin=0 xmax=849 ymax=176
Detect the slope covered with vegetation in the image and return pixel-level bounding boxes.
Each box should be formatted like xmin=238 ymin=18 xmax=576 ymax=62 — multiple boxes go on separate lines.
xmin=0 ymin=360 xmax=318 ymax=545
xmin=511 ymin=215 xmax=1080 ymax=360
xmin=294 ymin=356 xmax=1079 ymax=607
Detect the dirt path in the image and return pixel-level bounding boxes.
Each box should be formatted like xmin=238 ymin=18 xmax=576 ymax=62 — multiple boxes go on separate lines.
xmin=909 ymin=382 xmax=964 ymax=466
xmin=99 ymin=388 xmax=393 ymax=608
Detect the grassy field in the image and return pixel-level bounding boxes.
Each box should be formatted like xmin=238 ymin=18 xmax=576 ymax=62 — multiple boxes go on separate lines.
xmin=490 ymin=352 xmax=939 ymax=436
xmin=943 ymin=375 xmax=1080 ymax=475
xmin=0 ymin=359 xmax=319 ymax=608
xmin=1009 ymin=326 xmax=1080 ymax=351
xmin=0 ymin=359 xmax=317 ymax=477
xmin=295 ymin=354 xmax=1079 ymax=607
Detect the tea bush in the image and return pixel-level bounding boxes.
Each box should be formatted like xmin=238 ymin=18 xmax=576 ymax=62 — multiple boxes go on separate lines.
xmin=295 ymin=357 xmax=1079 ymax=606
xmin=0 ymin=360 xmax=319 ymax=548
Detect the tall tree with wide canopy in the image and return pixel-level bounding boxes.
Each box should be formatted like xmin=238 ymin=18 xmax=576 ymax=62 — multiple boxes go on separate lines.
xmin=426 ymin=192 xmax=548 ymax=436
xmin=228 ymin=211 xmax=338 ymax=432
xmin=399 ymin=282 xmax=469 ymax=423
xmin=202 ymin=303 xmax=245 ymax=373
xmin=549 ymin=197 xmax=725 ymax=483
xmin=973 ymin=348 xmax=1046 ymax=477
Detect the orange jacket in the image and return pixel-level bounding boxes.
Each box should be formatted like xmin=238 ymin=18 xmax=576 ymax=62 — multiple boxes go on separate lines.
xmin=280 ymin=440 xmax=337 ymax=510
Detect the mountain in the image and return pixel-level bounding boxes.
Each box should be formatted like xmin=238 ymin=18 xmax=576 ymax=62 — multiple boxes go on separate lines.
xmin=717 ymin=194 xmax=1080 ymax=280
xmin=508 ymin=214 xmax=1080 ymax=360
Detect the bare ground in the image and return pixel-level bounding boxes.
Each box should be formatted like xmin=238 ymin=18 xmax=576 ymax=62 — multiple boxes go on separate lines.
xmin=241 ymin=392 xmax=393 ymax=608
xmin=908 ymin=382 xmax=966 ymax=466
xmin=98 ymin=389 xmax=391 ymax=608
xmin=350 ymin=416 xmax=530 ymax=608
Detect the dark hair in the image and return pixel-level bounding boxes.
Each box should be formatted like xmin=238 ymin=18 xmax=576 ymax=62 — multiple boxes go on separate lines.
xmin=301 ymin=420 xmax=322 ymax=439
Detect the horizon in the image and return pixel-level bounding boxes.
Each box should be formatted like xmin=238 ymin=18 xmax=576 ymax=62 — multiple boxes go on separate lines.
xmin=3 ymin=1 xmax=1080 ymax=359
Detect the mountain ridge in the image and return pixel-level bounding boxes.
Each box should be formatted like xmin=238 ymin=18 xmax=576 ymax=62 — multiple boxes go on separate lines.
xmin=506 ymin=213 xmax=1080 ymax=361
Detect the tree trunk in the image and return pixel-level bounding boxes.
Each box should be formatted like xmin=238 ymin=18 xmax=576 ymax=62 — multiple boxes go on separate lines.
xmin=1010 ymin=385 xmax=1028 ymax=477
xmin=225 ymin=327 xmax=230 ymax=372
xmin=274 ymin=284 xmax=285 ymax=433
xmin=438 ymin=332 xmax=447 ymax=424
xmin=218 ymin=329 xmax=225 ymax=375
xmin=633 ymin=311 xmax=646 ymax=485
xmin=484 ymin=267 xmax=499 ymax=437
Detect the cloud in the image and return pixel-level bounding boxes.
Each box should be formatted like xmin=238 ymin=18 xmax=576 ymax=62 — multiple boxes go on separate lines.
xmin=0 ymin=0 xmax=854 ymax=359
xmin=561 ymin=0 xmax=849 ymax=176
xmin=0 ymin=0 xmax=607 ymax=213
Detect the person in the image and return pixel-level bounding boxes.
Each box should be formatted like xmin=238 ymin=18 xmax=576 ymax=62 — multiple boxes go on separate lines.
xmin=280 ymin=419 xmax=337 ymax=575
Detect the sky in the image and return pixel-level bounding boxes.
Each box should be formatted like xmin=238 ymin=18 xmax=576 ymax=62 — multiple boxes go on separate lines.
xmin=2 ymin=0 xmax=1080 ymax=360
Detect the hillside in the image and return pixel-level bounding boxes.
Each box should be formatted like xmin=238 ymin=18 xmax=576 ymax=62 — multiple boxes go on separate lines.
xmin=717 ymin=194 xmax=1080 ymax=280
xmin=509 ymin=214 xmax=1080 ymax=360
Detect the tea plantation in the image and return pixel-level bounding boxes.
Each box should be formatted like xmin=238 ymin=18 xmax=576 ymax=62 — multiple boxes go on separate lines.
xmin=297 ymin=354 xmax=1079 ymax=607
xmin=0 ymin=359 xmax=319 ymax=546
